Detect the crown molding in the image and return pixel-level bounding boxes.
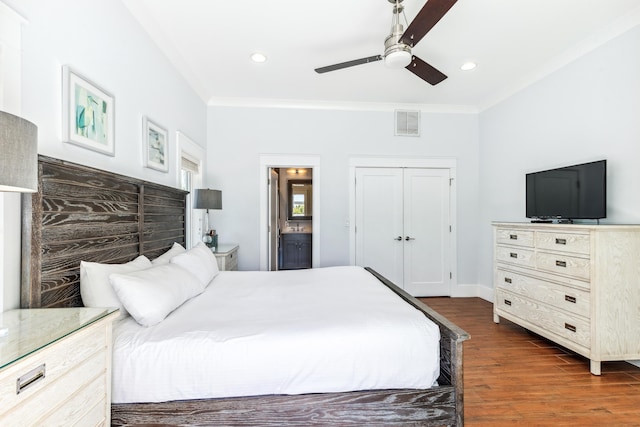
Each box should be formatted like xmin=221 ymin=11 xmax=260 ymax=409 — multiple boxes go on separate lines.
xmin=207 ymin=96 xmax=479 ymax=114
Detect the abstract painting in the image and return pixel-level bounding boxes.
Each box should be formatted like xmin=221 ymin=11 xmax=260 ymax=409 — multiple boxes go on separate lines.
xmin=62 ymin=66 xmax=115 ymax=156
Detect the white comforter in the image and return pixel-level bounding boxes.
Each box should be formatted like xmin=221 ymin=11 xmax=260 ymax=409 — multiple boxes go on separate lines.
xmin=111 ymin=266 xmax=440 ymax=403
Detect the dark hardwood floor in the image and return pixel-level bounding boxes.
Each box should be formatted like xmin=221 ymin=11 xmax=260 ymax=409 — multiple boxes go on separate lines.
xmin=420 ymin=297 xmax=640 ymax=426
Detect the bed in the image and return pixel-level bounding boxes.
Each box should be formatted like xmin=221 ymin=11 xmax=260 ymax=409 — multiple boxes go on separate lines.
xmin=21 ymin=155 xmax=470 ymax=426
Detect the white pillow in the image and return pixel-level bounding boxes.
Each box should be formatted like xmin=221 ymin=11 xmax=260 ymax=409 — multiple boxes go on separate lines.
xmin=170 ymin=242 xmax=220 ymax=286
xmin=110 ymin=263 xmax=204 ymax=327
xmin=80 ymin=255 xmax=152 ymax=317
xmin=151 ymin=242 xmax=186 ymax=265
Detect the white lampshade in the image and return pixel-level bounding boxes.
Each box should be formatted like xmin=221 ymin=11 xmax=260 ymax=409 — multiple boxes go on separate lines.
xmin=0 ymin=111 xmax=38 ymax=192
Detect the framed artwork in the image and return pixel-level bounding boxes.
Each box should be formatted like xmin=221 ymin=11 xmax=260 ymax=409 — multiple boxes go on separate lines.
xmin=143 ymin=116 xmax=169 ymax=172
xmin=62 ymin=66 xmax=115 ymax=156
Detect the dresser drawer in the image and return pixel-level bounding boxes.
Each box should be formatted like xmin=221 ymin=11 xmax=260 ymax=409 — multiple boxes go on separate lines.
xmin=496 ymin=228 xmax=534 ymax=248
xmin=536 ymin=251 xmax=590 ymax=280
xmin=495 ymin=269 xmax=590 ymax=318
xmin=0 ymin=319 xmax=109 ymax=426
xmin=495 ymin=245 xmax=535 ymax=269
xmin=536 ymin=231 xmax=590 ymax=255
xmin=496 ymin=289 xmax=590 ymax=348
xmin=0 ymin=322 xmax=105 ymax=409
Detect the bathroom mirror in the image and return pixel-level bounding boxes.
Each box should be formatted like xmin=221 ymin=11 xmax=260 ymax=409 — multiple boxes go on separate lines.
xmin=288 ymin=180 xmax=312 ymax=220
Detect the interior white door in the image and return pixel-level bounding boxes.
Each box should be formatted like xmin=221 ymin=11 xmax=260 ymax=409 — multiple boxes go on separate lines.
xmin=355 ymin=167 xmax=451 ymax=296
xmin=355 ymin=168 xmax=404 ymax=286
xmin=268 ymin=169 xmax=279 ymax=270
xmin=403 ymin=168 xmax=451 ymax=296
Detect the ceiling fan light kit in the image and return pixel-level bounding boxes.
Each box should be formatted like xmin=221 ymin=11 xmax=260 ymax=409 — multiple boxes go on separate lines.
xmin=385 ymin=50 xmax=412 ymax=69
xmin=384 ymin=21 xmax=412 ymax=69
xmin=314 ymin=0 xmax=459 ymax=85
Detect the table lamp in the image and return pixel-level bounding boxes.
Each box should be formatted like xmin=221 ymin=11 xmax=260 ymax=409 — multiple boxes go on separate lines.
xmin=0 ymin=111 xmax=38 ymax=336
xmin=193 ymin=189 xmax=222 ymax=248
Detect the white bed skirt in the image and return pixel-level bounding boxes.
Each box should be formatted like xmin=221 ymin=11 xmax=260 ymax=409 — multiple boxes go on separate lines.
xmin=111 ymin=266 xmax=440 ymax=403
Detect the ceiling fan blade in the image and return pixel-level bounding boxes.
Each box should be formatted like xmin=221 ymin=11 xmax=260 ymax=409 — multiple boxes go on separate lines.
xmin=406 ymin=55 xmax=447 ymax=85
xmin=400 ymin=0 xmax=458 ymax=47
xmin=315 ymin=55 xmax=383 ymax=74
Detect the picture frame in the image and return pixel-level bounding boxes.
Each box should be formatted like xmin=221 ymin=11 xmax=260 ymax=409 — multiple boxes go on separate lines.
xmin=143 ymin=116 xmax=169 ymax=172
xmin=62 ymin=66 xmax=115 ymax=156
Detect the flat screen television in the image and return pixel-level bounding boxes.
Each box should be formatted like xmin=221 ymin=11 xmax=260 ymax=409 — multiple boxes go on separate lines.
xmin=526 ymin=160 xmax=606 ymax=221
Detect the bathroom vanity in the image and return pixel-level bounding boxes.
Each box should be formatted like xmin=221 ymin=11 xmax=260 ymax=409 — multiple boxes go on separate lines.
xmin=280 ymin=230 xmax=312 ymax=270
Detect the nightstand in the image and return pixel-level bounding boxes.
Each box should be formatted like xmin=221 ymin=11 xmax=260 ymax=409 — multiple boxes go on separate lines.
xmin=0 ymin=307 xmax=118 ymax=425
xmin=212 ymin=243 xmax=239 ymax=271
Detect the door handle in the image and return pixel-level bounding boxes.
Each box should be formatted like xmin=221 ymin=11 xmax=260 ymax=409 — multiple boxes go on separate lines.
xmin=405 ymin=236 xmax=415 ymax=241
xmin=394 ymin=236 xmax=402 ymax=241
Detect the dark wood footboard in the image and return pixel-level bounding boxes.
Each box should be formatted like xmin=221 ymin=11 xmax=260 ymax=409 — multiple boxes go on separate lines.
xmin=111 ymin=269 xmax=469 ymax=426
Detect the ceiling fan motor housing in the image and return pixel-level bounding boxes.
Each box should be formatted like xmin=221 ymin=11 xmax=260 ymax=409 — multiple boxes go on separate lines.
xmin=384 ymin=24 xmax=412 ymax=69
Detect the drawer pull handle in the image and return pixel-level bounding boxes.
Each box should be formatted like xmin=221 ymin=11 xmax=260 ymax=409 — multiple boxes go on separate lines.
xmin=565 ymin=295 xmax=577 ymax=304
xmin=504 ymin=299 xmax=512 ymax=306
xmin=509 ymin=234 xmax=518 ymax=240
xmin=555 ymin=260 xmax=567 ymax=268
xmin=564 ymin=323 xmax=577 ymax=333
xmin=555 ymin=238 xmax=567 ymax=245
xmin=510 ymin=252 xmax=518 ymax=259
xmin=504 ymin=277 xmax=512 ymax=284
xmin=16 ymin=364 xmax=46 ymax=395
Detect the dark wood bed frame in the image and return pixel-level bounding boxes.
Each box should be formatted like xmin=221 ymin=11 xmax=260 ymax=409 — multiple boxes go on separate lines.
xmin=21 ymin=155 xmax=470 ymax=426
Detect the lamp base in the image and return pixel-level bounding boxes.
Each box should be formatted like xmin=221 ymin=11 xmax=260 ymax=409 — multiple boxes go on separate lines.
xmin=202 ymin=233 xmax=218 ymax=250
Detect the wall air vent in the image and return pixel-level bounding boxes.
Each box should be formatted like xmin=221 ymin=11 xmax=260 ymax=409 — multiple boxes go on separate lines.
xmin=395 ymin=110 xmax=420 ymax=137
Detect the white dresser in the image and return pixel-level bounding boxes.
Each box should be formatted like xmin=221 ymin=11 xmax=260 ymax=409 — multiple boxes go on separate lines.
xmin=493 ymin=222 xmax=640 ymax=375
xmin=0 ymin=307 xmax=118 ymax=426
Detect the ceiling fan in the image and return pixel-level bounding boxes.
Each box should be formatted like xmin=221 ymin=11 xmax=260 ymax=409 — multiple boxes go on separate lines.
xmin=315 ymin=0 xmax=458 ymax=85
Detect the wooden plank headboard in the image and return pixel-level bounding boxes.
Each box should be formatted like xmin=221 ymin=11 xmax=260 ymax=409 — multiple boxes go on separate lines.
xmin=21 ymin=155 xmax=188 ymax=308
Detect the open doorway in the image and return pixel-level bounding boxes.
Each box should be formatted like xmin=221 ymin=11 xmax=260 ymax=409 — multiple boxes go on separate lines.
xmin=268 ymin=168 xmax=313 ymax=270
xmin=259 ymin=155 xmax=321 ymax=271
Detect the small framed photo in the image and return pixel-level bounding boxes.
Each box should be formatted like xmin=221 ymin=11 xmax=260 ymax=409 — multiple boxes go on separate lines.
xmin=62 ymin=66 xmax=115 ymax=156
xmin=143 ymin=116 xmax=169 ymax=172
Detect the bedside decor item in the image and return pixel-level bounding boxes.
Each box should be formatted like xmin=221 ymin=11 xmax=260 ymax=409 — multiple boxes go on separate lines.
xmin=143 ymin=116 xmax=168 ymax=172
xmin=62 ymin=65 xmax=115 ymax=156
xmin=0 ymin=110 xmax=38 ymax=335
xmin=193 ymin=188 xmax=222 ymax=248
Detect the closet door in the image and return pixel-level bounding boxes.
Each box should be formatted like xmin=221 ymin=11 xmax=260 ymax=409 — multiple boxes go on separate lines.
xmin=355 ymin=167 xmax=451 ymax=296
xmin=403 ymin=168 xmax=451 ymax=296
xmin=355 ymin=168 xmax=404 ymax=286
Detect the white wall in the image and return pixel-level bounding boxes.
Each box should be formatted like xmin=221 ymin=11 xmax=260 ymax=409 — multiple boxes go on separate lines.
xmin=207 ymin=106 xmax=481 ymax=293
xmin=478 ymin=24 xmax=640 ymax=293
xmin=2 ymin=0 xmax=206 ymax=309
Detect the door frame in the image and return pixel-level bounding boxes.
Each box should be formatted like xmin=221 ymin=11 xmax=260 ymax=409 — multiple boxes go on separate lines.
xmin=348 ymin=156 xmax=457 ymax=288
xmin=259 ymin=154 xmax=321 ymax=271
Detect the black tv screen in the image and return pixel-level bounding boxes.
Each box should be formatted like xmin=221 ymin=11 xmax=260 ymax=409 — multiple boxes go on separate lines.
xmin=526 ymin=160 xmax=606 ymax=220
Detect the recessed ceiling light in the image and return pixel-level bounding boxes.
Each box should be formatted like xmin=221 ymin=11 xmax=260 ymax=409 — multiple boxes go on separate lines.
xmin=460 ymin=61 xmax=477 ymax=71
xmin=251 ymin=53 xmax=267 ymax=63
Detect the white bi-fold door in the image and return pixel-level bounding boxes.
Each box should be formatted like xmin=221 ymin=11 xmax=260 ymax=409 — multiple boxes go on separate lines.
xmin=355 ymin=167 xmax=451 ymax=296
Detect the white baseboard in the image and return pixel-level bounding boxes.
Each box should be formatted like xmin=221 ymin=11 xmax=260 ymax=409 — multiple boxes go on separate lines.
xmin=451 ymin=283 xmax=494 ymax=302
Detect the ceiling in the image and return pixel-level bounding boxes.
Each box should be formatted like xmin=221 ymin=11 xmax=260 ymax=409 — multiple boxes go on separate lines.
xmin=122 ymin=0 xmax=640 ymax=112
